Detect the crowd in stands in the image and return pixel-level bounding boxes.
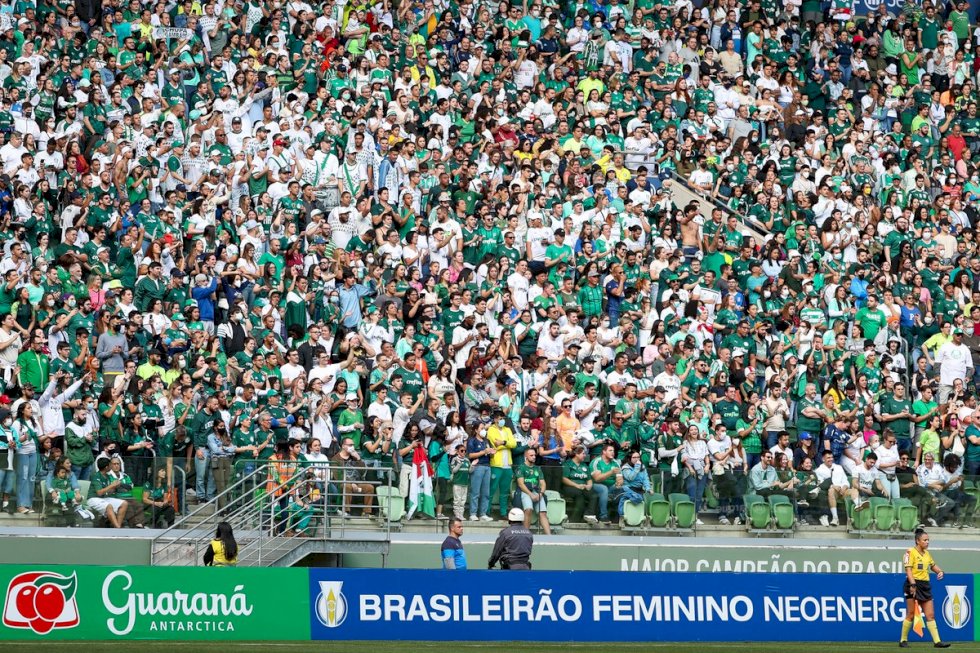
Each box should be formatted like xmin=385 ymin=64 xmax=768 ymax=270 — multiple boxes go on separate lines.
xmin=1 ymin=0 xmax=980 ymax=532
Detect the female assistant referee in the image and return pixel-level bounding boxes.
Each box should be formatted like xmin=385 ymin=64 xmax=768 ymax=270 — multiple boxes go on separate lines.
xmin=900 ymin=527 xmax=950 ymax=648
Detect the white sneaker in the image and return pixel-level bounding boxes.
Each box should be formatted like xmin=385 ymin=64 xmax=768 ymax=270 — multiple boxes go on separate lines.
xmin=695 ymin=518 xmax=704 ymax=526
xmin=854 ymin=500 xmax=869 ymax=512
xmin=479 ymin=515 xmax=494 ymax=522
xmin=718 ymin=515 xmax=730 ymax=525
xmin=819 ymin=515 xmax=830 ymax=527
xmin=733 ymin=517 xmax=742 ymax=526
xmin=584 ymin=515 xmax=598 ymax=524
xmin=829 ymin=518 xmax=839 ymax=527
xmin=469 ymin=515 xmax=479 ymax=522
xmin=927 ymin=517 xmax=939 ymax=528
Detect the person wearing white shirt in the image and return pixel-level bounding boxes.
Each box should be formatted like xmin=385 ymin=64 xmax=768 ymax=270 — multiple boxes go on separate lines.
xmin=507 ymin=261 xmax=531 ymax=311
xmin=452 ymin=314 xmax=479 ymax=368
xmin=874 ymin=434 xmax=901 ymax=498
xmin=936 ymin=330 xmax=974 ymax=403
xmin=573 ymin=384 xmax=602 ymax=432
xmin=814 ymin=450 xmax=857 ymax=526
xmin=535 ymin=322 xmax=565 ymax=363
xmin=651 ymin=359 xmax=682 ymax=402
xmin=279 ymin=351 xmax=306 ymax=388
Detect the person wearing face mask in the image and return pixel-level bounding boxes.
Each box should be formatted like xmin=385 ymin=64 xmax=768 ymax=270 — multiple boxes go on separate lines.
xmin=95 ymin=313 xmax=128 ymax=381
xmin=486 ymin=409 xmax=516 ymax=521
xmin=218 ymin=308 xmax=248 ymax=358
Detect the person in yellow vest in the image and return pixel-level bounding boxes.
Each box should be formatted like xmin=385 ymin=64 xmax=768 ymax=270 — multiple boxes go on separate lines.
xmin=203 ymin=521 xmax=238 ymax=566
xmin=487 ymin=409 xmax=516 ymax=520
xmin=899 ymin=527 xmax=949 ymax=648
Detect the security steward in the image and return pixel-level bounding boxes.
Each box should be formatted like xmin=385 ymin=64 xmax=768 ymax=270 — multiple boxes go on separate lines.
xmin=488 ymin=507 xmax=534 ymax=570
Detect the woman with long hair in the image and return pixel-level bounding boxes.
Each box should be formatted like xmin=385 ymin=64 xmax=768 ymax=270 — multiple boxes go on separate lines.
xmin=203 ymin=521 xmax=239 ymax=566
xmin=143 ymin=465 xmax=177 ymax=528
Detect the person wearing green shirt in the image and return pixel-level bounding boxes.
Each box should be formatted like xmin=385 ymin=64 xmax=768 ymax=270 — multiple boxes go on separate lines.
xmin=134 ymin=262 xmax=167 ymax=312
xmin=854 ymin=295 xmax=887 ymax=341
xmin=189 ymin=395 xmax=220 ymax=502
xmin=795 ymin=383 xmax=825 ymax=437
xmin=396 ymin=355 xmax=425 ymax=401
xmin=17 ymin=338 xmax=50 ymax=392
xmin=714 ymin=386 xmax=742 ymax=430
xmin=589 ymin=443 xmax=622 ymax=523
xmin=64 ymin=406 xmax=95 ymax=478
xmin=515 ymin=448 xmax=551 ymax=534
xmin=561 ymin=446 xmax=597 ymax=523
xmin=87 ymin=457 xmax=128 ymax=528
xmin=143 ymin=466 xmax=177 ymax=528
xmin=336 ymin=394 xmax=365 ymax=448
xmin=879 ymin=383 xmax=913 ymax=446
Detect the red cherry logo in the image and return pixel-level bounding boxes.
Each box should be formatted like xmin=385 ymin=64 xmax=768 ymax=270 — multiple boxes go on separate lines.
xmin=15 ymin=586 xmax=39 ymax=620
xmin=29 ymin=617 xmax=55 ymax=634
xmin=33 ymin=584 xmax=65 ymax=622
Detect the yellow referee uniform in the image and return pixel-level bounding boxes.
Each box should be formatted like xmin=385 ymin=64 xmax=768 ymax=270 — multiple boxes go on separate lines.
xmin=904 ymin=547 xmax=935 ymax=582
xmin=901 ymin=546 xmax=946 ymax=646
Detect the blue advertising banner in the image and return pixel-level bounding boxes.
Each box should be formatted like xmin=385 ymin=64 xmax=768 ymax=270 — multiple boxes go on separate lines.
xmin=308 ymin=570 xmax=975 ymax=642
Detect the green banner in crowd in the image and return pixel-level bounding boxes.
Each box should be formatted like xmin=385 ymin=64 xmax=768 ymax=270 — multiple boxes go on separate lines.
xmin=0 ymin=566 xmax=309 ymax=640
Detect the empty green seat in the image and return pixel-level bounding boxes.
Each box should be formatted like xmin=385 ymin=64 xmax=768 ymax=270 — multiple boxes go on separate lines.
xmin=622 ymin=501 xmax=646 ymax=527
xmin=544 ymin=490 xmax=567 ymax=526
xmin=768 ymin=494 xmax=795 ymax=529
xmin=647 ymin=493 xmax=671 ymax=527
xmin=893 ymin=498 xmax=918 ymax=532
xmin=870 ymin=496 xmax=895 ymax=531
xmin=846 ymin=497 xmax=873 ymax=530
xmin=375 ymin=486 xmax=405 ymax=522
xmin=704 ymin=484 xmax=719 ymax=509
xmin=668 ymin=493 xmax=696 ymax=529
xmin=743 ymin=493 xmax=770 ymax=529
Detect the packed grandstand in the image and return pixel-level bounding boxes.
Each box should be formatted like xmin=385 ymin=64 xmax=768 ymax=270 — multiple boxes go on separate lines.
xmin=0 ymin=0 xmax=976 ymax=535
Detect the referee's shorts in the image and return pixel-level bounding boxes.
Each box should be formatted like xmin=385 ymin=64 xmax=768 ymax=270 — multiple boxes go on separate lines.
xmin=904 ymin=579 xmax=933 ymax=603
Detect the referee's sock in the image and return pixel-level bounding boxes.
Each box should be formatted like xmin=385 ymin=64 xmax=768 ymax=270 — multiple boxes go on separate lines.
xmin=901 ymin=618 xmax=912 ymax=642
xmin=927 ymin=620 xmax=941 ymax=644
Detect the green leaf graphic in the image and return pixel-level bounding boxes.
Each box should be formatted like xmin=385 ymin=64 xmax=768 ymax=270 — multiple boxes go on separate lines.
xmin=33 ymin=573 xmax=77 ymax=601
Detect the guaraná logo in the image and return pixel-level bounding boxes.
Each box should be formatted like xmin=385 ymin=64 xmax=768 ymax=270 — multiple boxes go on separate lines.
xmin=314 ymin=581 xmax=348 ymax=628
xmin=2 ymin=571 xmax=80 ymax=635
xmin=942 ymin=585 xmax=971 ymax=630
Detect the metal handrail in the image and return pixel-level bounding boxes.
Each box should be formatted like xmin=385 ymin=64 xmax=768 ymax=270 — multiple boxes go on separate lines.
xmin=151 ymin=460 xmax=395 ymax=566
xmin=665 ymin=169 xmax=771 ymax=238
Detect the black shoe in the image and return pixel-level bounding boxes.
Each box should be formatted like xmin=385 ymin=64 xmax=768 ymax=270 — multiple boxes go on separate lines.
xmin=899 ymin=642 xmax=908 ymax=648
xmin=935 ymin=643 xmax=951 ymax=649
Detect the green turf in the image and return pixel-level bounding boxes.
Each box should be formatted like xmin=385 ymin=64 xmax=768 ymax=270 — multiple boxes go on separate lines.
xmin=2 ymin=642 xmax=977 ymax=653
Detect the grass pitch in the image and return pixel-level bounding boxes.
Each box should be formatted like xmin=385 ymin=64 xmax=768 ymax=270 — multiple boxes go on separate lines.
xmin=2 ymin=642 xmax=977 ymax=653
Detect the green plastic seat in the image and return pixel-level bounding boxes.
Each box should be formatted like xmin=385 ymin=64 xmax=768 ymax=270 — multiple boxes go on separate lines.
xmin=544 ymin=490 xmax=567 ymax=526
xmin=622 ymin=501 xmax=646 ymax=527
xmin=704 ymin=483 xmax=719 ymax=509
xmin=375 ymin=486 xmax=405 ymax=522
xmin=768 ymin=494 xmax=795 ymax=529
xmin=130 ymin=487 xmax=143 ymax=504
xmin=870 ymin=496 xmax=895 ymax=531
xmin=893 ymin=498 xmax=918 ymax=532
xmin=647 ymin=493 xmax=671 ymax=527
xmin=668 ymin=493 xmax=696 ymax=529
xmin=847 ymin=497 xmax=873 ymax=530
xmin=743 ymin=493 xmax=770 ymax=529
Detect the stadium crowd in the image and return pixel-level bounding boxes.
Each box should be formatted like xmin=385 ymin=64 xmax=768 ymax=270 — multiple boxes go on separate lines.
xmin=0 ymin=0 xmax=979 ymax=531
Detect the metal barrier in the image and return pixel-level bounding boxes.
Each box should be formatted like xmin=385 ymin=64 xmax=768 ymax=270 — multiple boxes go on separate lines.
xmin=150 ymin=460 xmax=395 ymax=567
